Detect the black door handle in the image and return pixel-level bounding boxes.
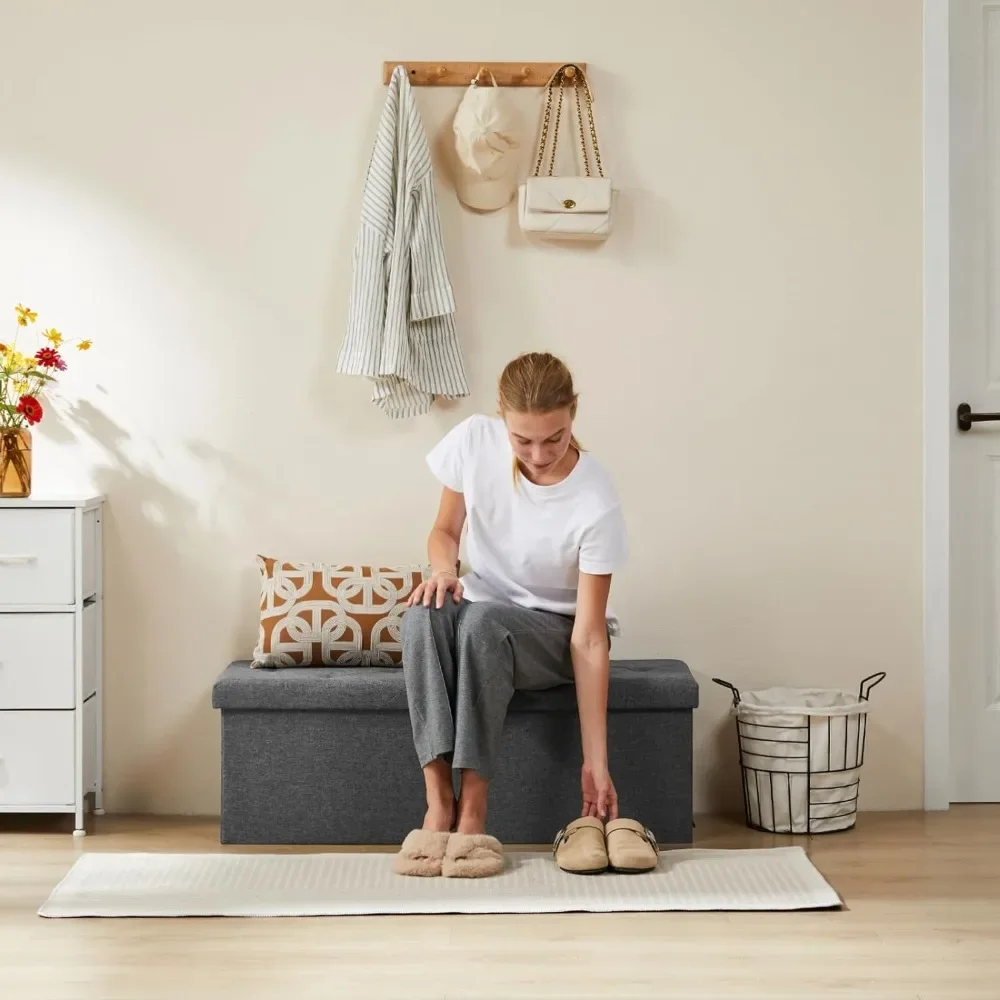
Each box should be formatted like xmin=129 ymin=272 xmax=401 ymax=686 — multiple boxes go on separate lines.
xmin=957 ymin=402 xmax=1000 ymax=431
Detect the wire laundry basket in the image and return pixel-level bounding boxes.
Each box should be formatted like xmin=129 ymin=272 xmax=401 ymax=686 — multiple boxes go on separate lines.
xmin=712 ymin=672 xmax=886 ymax=834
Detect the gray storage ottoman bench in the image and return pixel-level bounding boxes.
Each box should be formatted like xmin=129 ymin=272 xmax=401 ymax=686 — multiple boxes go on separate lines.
xmin=212 ymin=658 xmax=698 ymax=846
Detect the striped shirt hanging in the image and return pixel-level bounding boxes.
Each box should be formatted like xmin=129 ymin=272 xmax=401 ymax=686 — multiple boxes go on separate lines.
xmin=337 ymin=65 xmax=470 ymax=418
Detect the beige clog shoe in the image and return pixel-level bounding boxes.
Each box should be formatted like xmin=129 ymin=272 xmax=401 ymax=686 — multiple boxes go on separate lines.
xmin=604 ymin=818 xmax=659 ymax=873
xmin=552 ymin=817 xmax=609 ymax=874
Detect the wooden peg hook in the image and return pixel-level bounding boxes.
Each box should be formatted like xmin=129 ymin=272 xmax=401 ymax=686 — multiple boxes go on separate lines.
xmin=382 ymin=62 xmax=587 ymax=86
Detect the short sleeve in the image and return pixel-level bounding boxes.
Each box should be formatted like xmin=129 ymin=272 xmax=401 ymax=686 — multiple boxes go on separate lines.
xmin=578 ymin=504 xmax=628 ymax=576
xmin=426 ymin=417 xmax=473 ymax=493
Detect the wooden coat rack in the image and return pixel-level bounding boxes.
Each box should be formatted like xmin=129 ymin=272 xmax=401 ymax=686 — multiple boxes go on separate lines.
xmin=382 ymin=62 xmax=586 ymax=87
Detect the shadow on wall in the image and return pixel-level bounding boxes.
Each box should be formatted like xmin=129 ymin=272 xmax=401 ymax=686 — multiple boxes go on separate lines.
xmin=701 ymin=710 xmax=746 ymax=821
xmin=42 ymin=394 xmax=251 ymax=815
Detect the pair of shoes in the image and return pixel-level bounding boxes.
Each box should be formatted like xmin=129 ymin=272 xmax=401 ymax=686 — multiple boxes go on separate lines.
xmin=392 ymin=830 xmax=504 ymax=878
xmin=552 ymin=817 xmax=659 ymax=874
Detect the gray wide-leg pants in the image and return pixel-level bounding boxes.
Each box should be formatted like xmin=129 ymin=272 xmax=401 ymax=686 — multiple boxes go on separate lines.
xmin=401 ymin=599 xmax=576 ymax=779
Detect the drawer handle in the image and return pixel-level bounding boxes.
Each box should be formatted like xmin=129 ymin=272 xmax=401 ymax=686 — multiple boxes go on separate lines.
xmin=0 ymin=555 xmax=38 ymax=564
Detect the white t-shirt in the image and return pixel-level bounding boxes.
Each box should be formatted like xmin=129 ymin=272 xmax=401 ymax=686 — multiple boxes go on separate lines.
xmin=426 ymin=414 xmax=628 ymax=633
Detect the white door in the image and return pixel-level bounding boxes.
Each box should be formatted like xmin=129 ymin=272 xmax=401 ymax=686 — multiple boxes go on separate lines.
xmin=951 ymin=0 xmax=1000 ymax=801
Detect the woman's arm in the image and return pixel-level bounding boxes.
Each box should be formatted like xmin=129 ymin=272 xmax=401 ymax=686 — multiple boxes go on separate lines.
xmin=571 ymin=572 xmax=618 ymax=818
xmin=428 ymin=486 xmax=465 ymax=574
xmin=409 ymin=486 xmax=467 ymax=608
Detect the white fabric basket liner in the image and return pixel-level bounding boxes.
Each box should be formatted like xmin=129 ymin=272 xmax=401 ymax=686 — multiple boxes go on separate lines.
xmin=733 ymin=688 xmax=872 ymax=775
xmin=735 ymin=686 xmax=874 ymax=718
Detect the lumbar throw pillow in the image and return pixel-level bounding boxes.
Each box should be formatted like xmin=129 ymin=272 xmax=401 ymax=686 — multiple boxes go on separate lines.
xmin=252 ymin=555 xmax=428 ymax=667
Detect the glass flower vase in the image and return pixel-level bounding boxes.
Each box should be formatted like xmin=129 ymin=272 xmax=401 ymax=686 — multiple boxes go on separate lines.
xmin=0 ymin=427 xmax=32 ymax=498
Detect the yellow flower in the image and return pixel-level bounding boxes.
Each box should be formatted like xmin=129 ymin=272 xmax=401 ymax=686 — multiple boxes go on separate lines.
xmin=43 ymin=328 xmax=64 ymax=347
xmin=12 ymin=377 xmax=31 ymax=395
xmin=0 ymin=343 xmax=7 ymax=354
xmin=77 ymin=339 xmax=92 ymax=351
xmin=15 ymin=304 xmax=37 ymax=326
xmin=8 ymin=350 xmax=33 ymax=373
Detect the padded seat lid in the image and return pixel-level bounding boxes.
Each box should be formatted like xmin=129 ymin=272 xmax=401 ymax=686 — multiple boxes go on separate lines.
xmin=211 ymin=659 xmax=698 ymax=712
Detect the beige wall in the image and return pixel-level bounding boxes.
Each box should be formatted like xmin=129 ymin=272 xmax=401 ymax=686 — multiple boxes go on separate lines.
xmin=0 ymin=0 xmax=924 ymax=817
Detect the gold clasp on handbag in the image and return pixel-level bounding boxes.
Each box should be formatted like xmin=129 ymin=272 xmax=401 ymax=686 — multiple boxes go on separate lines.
xmin=562 ymin=199 xmax=576 ymax=209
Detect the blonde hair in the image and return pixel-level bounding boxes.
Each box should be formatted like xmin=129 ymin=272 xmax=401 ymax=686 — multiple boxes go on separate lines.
xmin=497 ymin=352 xmax=582 ymax=486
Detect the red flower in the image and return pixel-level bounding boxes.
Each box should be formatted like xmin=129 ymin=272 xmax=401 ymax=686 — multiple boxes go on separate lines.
xmin=34 ymin=347 xmax=66 ymax=371
xmin=16 ymin=395 xmax=43 ymax=425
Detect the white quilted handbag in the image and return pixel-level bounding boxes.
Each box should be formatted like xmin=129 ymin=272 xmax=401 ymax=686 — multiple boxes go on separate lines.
xmin=518 ymin=64 xmax=612 ymax=242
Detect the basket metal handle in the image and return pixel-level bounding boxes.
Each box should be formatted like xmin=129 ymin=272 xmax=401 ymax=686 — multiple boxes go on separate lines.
xmin=712 ymin=677 xmax=741 ymax=707
xmin=858 ymin=671 xmax=886 ymax=701
xmin=715 ymin=673 xmax=885 ymax=705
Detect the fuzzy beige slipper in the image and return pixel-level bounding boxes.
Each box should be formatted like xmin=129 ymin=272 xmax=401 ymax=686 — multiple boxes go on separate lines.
xmin=552 ymin=817 xmax=609 ymax=875
xmin=441 ymin=833 xmax=505 ymax=878
xmin=392 ymin=829 xmax=451 ymax=877
xmin=605 ymin=818 xmax=659 ymax=873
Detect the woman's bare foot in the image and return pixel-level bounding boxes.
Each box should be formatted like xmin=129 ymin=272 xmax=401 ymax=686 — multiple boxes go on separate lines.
xmin=422 ymin=800 xmax=455 ymax=832
xmin=455 ymin=769 xmax=489 ymax=835
xmin=422 ymin=758 xmax=456 ymax=832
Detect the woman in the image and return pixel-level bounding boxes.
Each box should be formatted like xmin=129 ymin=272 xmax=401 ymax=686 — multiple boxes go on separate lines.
xmin=396 ymin=352 xmax=627 ymax=875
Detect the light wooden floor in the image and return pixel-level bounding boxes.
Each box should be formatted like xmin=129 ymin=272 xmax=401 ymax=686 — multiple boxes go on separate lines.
xmin=1 ymin=808 xmax=998 ymax=1000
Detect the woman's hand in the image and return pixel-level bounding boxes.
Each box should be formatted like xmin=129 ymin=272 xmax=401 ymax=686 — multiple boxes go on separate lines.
xmin=407 ymin=571 xmax=464 ymax=608
xmin=580 ymin=762 xmax=619 ymax=822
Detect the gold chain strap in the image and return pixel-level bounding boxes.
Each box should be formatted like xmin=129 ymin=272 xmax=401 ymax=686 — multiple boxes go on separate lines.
xmin=531 ymin=64 xmax=604 ymax=179
xmin=580 ymin=74 xmax=603 ymax=178
xmin=533 ymin=74 xmax=556 ymax=176
xmin=548 ymin=79 xmax=565 ymax=176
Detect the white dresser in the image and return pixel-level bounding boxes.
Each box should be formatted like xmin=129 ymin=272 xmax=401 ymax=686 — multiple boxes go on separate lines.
xmin=0 ymin=495 xmax=104 ymax=835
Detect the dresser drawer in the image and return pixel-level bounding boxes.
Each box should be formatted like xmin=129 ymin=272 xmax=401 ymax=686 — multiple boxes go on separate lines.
xmin=0 ymin=710 xmax=75 ymax=805
xmin=0 ymin=613 xmax=75 ymax=709
xmin=0 ymin=508 xmax=88 ymax=606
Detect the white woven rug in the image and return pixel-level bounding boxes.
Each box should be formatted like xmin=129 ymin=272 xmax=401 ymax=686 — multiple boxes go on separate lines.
xmin=38 ymin=846 xmax=840 ymax=917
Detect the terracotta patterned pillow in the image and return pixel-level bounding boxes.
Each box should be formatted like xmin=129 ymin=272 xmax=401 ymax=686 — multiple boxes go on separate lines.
xmin=251 ymin=556 xmax=429 ymax=667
